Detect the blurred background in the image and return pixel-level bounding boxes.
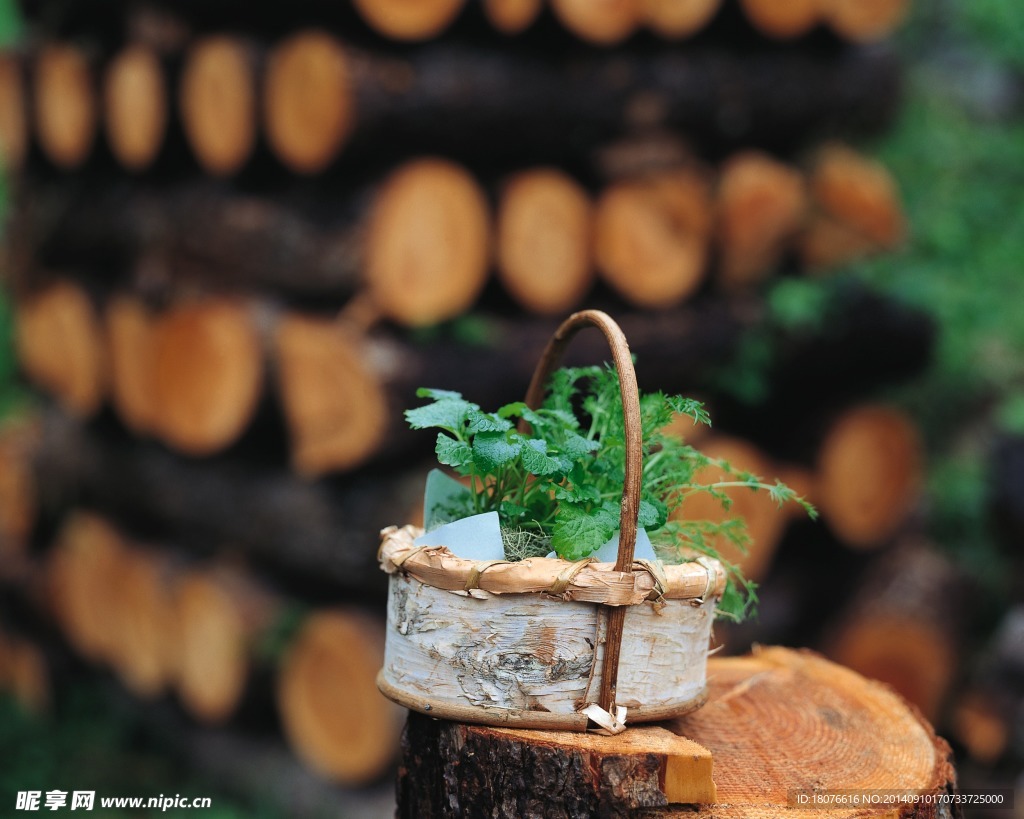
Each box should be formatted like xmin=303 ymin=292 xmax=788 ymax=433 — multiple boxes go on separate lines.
xmin=0 ymin=0 xmax=1021 ymax=816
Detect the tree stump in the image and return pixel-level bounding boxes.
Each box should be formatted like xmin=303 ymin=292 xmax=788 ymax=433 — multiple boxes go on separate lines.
xmin=396 ymin=647 xmax=958 ymax=818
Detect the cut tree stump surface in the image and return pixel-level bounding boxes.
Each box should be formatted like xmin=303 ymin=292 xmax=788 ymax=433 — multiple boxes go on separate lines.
xmin=397 ymin=646 xmax=957 ymax=818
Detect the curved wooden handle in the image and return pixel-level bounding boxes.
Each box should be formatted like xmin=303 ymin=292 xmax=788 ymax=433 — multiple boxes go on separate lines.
xmin=524 ymin=309 xmax=642 ymax=714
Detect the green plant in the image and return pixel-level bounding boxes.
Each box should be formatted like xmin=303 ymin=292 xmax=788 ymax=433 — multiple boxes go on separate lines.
xmin=406 ymin=364 xmax=815 ymax=620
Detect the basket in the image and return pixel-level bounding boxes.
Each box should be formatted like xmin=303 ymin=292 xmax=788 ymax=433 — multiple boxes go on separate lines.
xmin=377 ymin=310 xmax=725 ymax=732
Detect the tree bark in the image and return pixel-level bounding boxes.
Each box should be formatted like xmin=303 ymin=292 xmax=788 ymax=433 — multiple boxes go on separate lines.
xmin=337 ymin=40 xmax=902 ymax=163
xmin=0 ymin=51 xmax=28 ymax=171
xmin=397 ymin=646 xmax=960 ymax=818
xmin=32 ymin=407 xmax=423 ymax=599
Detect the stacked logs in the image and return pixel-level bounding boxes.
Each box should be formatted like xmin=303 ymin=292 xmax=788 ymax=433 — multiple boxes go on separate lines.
xmin=37 ymin=509 xmax=403 ymax=785
xmin=0 ymin=0 xmax=961 ymax=811
xmin=1 ymin=34 xmax=903 ymax=176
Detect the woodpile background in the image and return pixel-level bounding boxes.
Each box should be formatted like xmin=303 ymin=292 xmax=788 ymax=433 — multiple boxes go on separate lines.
xmin=0 ymin=0 xmax=1019 ymax=816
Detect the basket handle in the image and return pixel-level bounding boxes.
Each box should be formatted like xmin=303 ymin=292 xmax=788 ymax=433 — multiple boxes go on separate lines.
xmin=524 ymin=309 xmax=641 ymax=715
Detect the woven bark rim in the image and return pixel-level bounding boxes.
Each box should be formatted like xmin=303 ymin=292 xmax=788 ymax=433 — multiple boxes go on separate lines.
xmin=379 ymin=525 xmax=725 ymax=607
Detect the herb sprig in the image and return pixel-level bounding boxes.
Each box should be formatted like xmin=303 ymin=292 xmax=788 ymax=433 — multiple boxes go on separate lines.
xmin=405 ymin=364 xmax=816 ymax=619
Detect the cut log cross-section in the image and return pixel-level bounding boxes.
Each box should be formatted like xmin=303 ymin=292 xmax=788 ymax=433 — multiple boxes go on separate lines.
xmin=641 ymin=0 xmax=722 ymax=38
xmin=483 ymin=0 xmax=542 ymax=34
xmin=739 ymin=0 xmax=821 ymax=39
xmin=0 ymin=53 xmax=27 ymax=171
xmin=104 ymin=295 xmax=159 ymax=436
xmin=364 ymin=157 xmax=491 ymax=327
xmin=826 ymin=541 xmax=961 ymax=723
xmin=550 ymin=0 xmax=641 ymax=44
xmin=33 ymin=43 xmax=97 ymax=169
xmin=179 ymin=35 xmax=258 ymax=176
xmin=150 ymin=297 xmax=264 ymax=456
xmin=102 ymin=43 xmax=168 ymax=171
xmin=595 ymin=168 xmax=712 ymax=309
xmin=175 ymin=566 xmax=279 ymax=724
xmin=15 ymin=280 xmax=107 ymax=419
xmin=715 ymin=151 xmax=807 ymax=291
xmin=277 ymin=609 xmax=402 ymax=785
xmin=497 ymin=168 xmax=594 ymax=315
xmin=352 ymin=0 xmax=466 ymax=41
xmin=800 ymin=143 xmax=906 ymax=272
xmin=816 ymin=404 xmax=922 ymax=548
xmin=264 ymin=30 xmax=352 ymax=175
xmin=46 ymin=512 xmax=126 ymax=665
xmin=822 ymin=0 xmax=910 ymax=42
xmin=0 ymin=632 xmax=50 ymax=715
xmin=397 ymin=647 xmax=958 ymax=818
xmin=110 ymin=546 xmax=181 ymax=701
xmin=274 ymin=314 xmax=389 ymax=478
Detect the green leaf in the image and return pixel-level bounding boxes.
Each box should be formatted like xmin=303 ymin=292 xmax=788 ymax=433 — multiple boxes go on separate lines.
xmin=520 ymin=438 xmax=569 ymax=476
xmin=435 ymin=434 xmax=473 ymax=469
xmin=466 ymin=410 xmax=513 ymax=434
xmin=405 ymin=397 xmax=476 ymax=432
xmin=560 ymin=432 xmax=600 ymax=460
xmin=416 ymin=387 xmax=464 ymax=400
xmin=472 ymin=431 xmax=521 ymax=471
xmin=637 ymin=500 xmax=663 ymax=529
xmin=497 ymin=401 xmax=529 ymax=419
xmin=551 ymin=503 xmax=618 ymax=561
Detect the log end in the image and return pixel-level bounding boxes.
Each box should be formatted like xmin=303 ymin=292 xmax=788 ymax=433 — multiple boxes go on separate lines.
xmin=103 ymin=44 xmax=167 ymax=171
xmin=824 ymin=0 xmax=910 ymax=42
xmin=365 ymin=158 xmax=491 ymax=327
xmin=550 ymin=0 xmax=641 ymax=44
xmin=497 ymin=168 xmax=594 ymax=315
xmin=352 ymin=0 xmax=466 ymax=41
xmin=716 ymin=150 xmax=806 ymax=290
xmin=274 ymin=315 xmax=389 ymax=478
xmin=739 ymin=0 xmax=821 ymax=39
xmin=33 ymin=43 xmax=97 ymax=169
xmin=264 ymin=30 xmax=352 ymax=175
xmin=483 ymin=0 xmax=543 ymax=34
xmin=175 ymin=571 xmax=249 ymax=724
xmin=641 ymin=0 xmax=722 ymax=39
xmin=179 ymin=36 xmax=256 ymax=176
xmin=151 ymin=298 xmax=264 ymax=457
xmin=817 ymin=404 xmax=922 ymax=548
xmin=16 ymin=281 xmax=106 ymax=419
xmin=278 ymin=610 xmax=400 ymax=785
xmin=595 ymin=169 xmax=711 ymax=309
xmin=105 ymin=295 xmax=159 ymax=436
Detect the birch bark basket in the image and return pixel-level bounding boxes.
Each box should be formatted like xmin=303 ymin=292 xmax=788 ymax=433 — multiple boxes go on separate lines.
xmin=377 ymin=310 xmax=724 ymax=732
